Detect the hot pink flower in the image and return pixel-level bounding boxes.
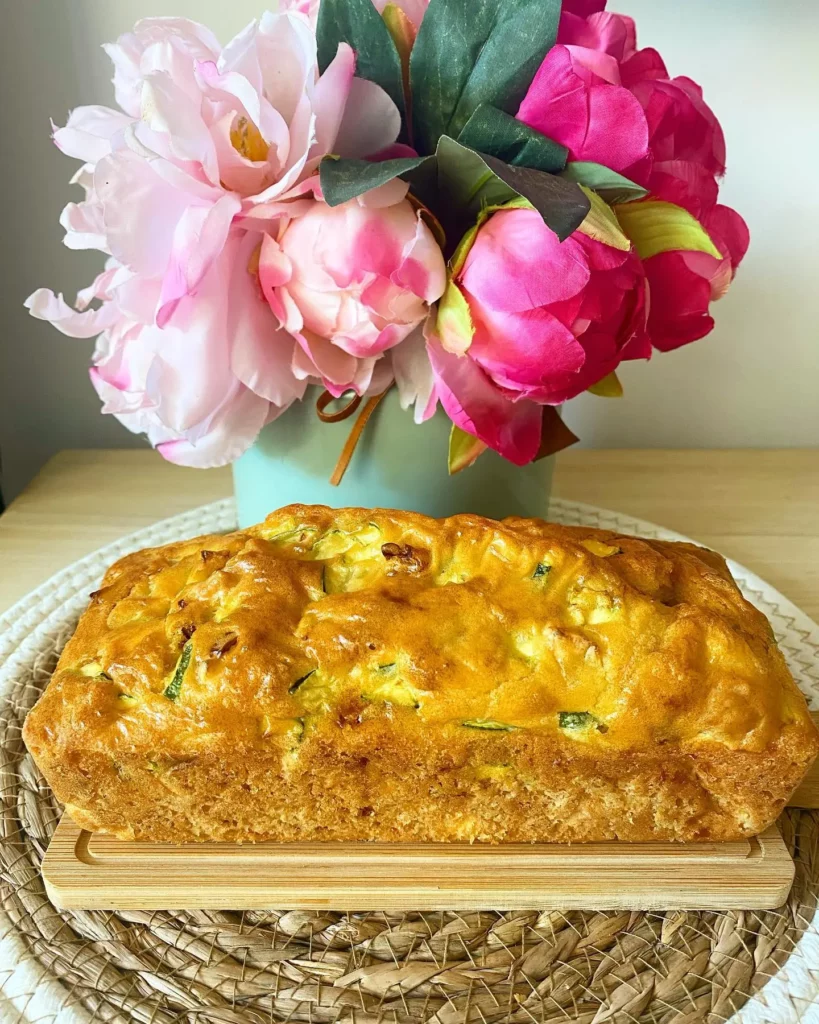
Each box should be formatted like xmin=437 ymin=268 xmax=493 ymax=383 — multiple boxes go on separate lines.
xmin=554 ymin=8 xmax=727 ymax=220
xmin=27 ymin=13 xmax=405 ymax=466
xmin=430 ymin=207 xmax=648 ymax=465
xmin=541 ymin=7 xmax=749 ymax=354
xmin=260 ymin=198 xmax=446 ymax=396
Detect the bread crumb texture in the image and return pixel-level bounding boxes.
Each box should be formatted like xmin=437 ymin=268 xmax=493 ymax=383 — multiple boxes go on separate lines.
xmin=23 ymin=505 xmax=819 ymax=843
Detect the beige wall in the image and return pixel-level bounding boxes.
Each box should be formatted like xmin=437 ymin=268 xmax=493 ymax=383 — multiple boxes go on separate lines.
xmin=1 ymin=0 xmax=817 ymax=501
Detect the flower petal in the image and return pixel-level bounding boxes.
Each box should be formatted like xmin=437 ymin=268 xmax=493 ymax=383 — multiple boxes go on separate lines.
xmin=76 ymin=267 xmax=119 ymax=310
xmin=461 ymin=208 xmax=590 ymax=312
xmin=427 ymin=339 xmax=543 ymax=465
xmin=156 ymin=384 xmax=271 ymax=468
xmin=334 ymin=79 xmax=402 ymax=159
xmin=115 ymin=274 xmax=163 ymax=325
xmin=230 ymin=236 xmax=308 ymax=406
xmin=157 ymin=192 xmax=241 ymax=326
xmin=559 ymin=11 xmax=636 ymax=62
xmin=468 ymin=302 xmax=586 ymax=390
xmin=104 ymin=17 xmax=221 ymax=117
xmin=644 ymin=251 xmax=714 ymax=351
xmin=395 ymin=211 xmax=447 ymax=302
xmin=335 ymin=319 xmax=412 ymax=357
xmin=356 ymin=177 xmax=411 ymax=208
xmin=95 ymin=150 xmax=210 ymax=276
xmin=25 ymin=289 xmax=119 ymax=338
xmin=309 ymin=43 xmax=356 ymax=163
xmin=60 ymin=199 xmax=109 ymax=252
xmin=294 ymin=330 xmax=359 ymax=388
xmin=141 ymin=71 xmax=219 ymax=183
xmin=255 ymin=12 xmax=316 ymax=125
xmin=517 ymin=45 xmax=649 ymax=173
xmin=392 ymin=324 xmax=438 ymax=423
xmin=53 ymin=106 xmax=133 ymax=163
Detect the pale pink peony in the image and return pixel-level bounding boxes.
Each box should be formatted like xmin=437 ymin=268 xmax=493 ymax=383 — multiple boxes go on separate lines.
xmin=27 ymin=13 xmax=405 ymax=467
xmin=430 ymin=207 xmax=648 ymax=465
xmin=259 ymin=198 xmax=446 ymax=397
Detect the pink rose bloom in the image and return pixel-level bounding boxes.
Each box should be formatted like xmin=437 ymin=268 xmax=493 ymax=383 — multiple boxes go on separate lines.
xmin=260 ymin=198 xmax=446 ymax=396
xmin=26 ymin=14 xmax=405 ymax=466
xmin=430 ymin=207 xmax=648 ymax=465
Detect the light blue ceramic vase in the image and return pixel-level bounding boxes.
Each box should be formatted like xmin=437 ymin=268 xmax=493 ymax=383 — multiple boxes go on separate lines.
xmin=232 ymin=387 xmax=554 ymax=528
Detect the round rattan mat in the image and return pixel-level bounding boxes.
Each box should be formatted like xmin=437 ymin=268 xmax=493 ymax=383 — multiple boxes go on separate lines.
xmin=1 ymin=498 xmax=818 ymax=1024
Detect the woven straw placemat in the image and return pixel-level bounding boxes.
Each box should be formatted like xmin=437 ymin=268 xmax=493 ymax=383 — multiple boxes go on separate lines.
xmin=1 ymin=498 xmax=818 ymax=1024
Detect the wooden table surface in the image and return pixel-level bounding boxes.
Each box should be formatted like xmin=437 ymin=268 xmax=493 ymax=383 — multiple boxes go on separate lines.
xmin=0 ymin=449 xmax=817 ymax=621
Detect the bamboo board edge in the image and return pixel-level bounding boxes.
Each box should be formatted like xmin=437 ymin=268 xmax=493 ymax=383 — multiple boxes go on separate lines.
xmin=43 ymin=818 xmax=795 ymax=912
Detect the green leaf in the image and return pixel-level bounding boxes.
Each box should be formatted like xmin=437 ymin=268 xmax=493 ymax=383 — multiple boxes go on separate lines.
xmin=436 ymin=137 xmax=589 ymax=242
xmin=534 ymin=406 xmax=579 ymax=461
xmin=587 ymin=371 xmax=623 ymax=398
xmin=410 ymin=0 xmax=561 ymax=154
xmin=317 ymin=0 xmax=405 ymax=115
xmin=561 ymin=162 xmax=648 ymax=204
xmin=459 ymin=105 xmax=567 ymax=173
xmin=164 ymin=642 xmax=192 ymax=702
xmin=448 ymin=424 xmax=487 ymax=475
xmin=576 ymin=186 xmax=631 ymax=252
xmin=615 ymin=199 xmax=722 ymax=261
xmin=480 ymin=153 xmax=590 ymax=241
xmin=434 ymin=136 xmax=516 ymax=212
xmin=320 ymin=155 xmax=429 ymax=207
xmin=438 ymin=281 xmax=475 ymax=356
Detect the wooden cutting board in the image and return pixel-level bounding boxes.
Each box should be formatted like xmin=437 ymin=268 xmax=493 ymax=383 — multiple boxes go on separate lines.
xmin=41 ymin=718 xmax=819 ymax=912
xmin=42 ymin=820 xmax=794 ymax=911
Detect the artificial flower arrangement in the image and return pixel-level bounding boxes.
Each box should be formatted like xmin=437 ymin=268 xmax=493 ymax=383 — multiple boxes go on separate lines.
xmin=28 ymin=0 xmax=748 ymax=477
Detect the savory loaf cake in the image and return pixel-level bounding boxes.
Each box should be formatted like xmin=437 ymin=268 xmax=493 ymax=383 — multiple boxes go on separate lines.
xmin=23 ymin=505 xmax=819 ymax=844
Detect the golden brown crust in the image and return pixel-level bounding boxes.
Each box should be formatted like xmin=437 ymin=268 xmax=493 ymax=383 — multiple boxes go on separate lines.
xmin=23 ymin=505 xmax=819 ymax=843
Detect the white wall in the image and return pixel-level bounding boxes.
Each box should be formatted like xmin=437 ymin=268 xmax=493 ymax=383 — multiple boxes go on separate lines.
xmin=1 ymin=0 xmax=817 ymax=501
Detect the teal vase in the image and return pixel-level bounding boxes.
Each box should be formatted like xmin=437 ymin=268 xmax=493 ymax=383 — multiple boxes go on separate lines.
xmin=232 ymin=387 xmax=554 ymax=528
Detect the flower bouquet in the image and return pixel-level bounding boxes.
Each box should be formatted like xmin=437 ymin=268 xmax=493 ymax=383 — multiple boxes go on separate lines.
xmin=27 ymin=0 xmax=748 ymax=522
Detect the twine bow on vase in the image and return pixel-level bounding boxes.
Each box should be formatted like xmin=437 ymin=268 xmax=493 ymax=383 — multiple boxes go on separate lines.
xmin=315 ymin=387 xmax=392 ymax=486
